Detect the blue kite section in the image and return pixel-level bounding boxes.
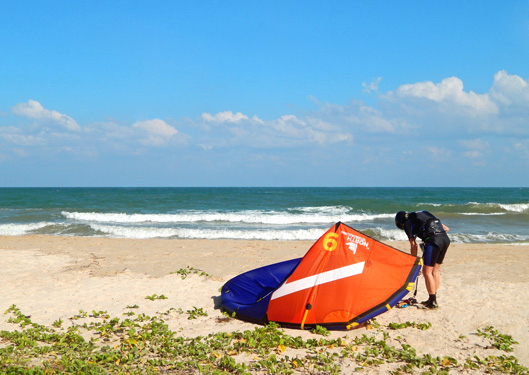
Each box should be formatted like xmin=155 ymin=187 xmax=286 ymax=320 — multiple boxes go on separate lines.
xmin=220 ymin=258 xmax=301 ymax=324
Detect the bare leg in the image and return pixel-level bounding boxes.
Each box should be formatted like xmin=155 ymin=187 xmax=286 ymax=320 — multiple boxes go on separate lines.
xmin=423 ymin=265 xmax=435 ymax=294
xmin=423 ymin=264 xmax=441 ymax=295
xmin=432 ymin=263 xmax=441 ymax=294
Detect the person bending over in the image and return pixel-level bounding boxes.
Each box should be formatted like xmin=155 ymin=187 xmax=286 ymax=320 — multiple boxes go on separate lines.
xmin=395 ymin=210 xmax=450 ymax=309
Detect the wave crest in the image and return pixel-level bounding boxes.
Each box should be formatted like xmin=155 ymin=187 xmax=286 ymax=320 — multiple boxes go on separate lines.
xmin=61 ymin=210 xmax=393 ymax=225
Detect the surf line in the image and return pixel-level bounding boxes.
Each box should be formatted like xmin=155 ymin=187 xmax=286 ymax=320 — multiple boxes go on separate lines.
xmin=271 ymin=262 xmax=365 ymax=300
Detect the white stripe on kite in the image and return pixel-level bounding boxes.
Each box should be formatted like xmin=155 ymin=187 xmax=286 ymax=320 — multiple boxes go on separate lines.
xmin=270 ymin=261 xmax=365 ymax=300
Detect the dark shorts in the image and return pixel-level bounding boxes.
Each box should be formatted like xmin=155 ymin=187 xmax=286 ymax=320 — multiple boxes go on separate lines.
xmin=422 ymin=233 xmax=450 ymax=267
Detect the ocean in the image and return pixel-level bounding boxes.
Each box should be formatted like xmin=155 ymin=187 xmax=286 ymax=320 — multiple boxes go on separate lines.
xmin=0 ymin=187 xmax=528 ymax=244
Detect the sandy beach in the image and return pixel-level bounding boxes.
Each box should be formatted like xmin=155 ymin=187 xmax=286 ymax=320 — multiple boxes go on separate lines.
xmin=1 ymin=235 xmax=528 ymax=373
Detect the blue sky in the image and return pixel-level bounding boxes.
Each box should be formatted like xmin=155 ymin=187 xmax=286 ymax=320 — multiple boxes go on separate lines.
xmin=1 ymin=1 xmax=528 ymax=187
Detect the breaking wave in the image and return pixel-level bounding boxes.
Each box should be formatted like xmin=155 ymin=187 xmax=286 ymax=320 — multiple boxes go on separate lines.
xmin=61 ymin=210 xmax=394 ymax=226
xmin=1 ymin=187 xmax=527 ymax=244
xmin=462 ymin=202 xmax=529 ymax=214
xmin=88 ymin=224 xmax=324 ymax=241
xmin=0 ymin=222 xmax=55 ymax=236
xmin=3 ymin=220 xmax=527 ymax=244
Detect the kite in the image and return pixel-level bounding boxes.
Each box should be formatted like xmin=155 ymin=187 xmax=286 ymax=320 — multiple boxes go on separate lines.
xmin=220 ymin=222 xmax=422 ymax=329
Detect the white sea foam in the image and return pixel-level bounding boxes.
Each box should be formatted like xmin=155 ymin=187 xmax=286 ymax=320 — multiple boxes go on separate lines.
xmin=0 ymin=222 xmax=54 ymax=236
xmin=464 ymin=202 xmax=529 ymax=213
xmin=62 ymin=210 xmax=394 ymax=226
xmin=371 ymin=228 xmax=409 ymax=242
xmin=89 ymin=224 xmax=325 ymax=241
xmin=460 ymin=212 xmax=505 ymax=216
xmin=498 ymin=203 xmax=529 ymax=213
xmin=3 ymin=219 xmax=526 ymax=244
xmin=293 ymin=206 xmax=351 ymax=215
xmin=89 ymin=224 xmax=180 ymax=239
xmin=449 ymin=232 xmax=529 ymax=243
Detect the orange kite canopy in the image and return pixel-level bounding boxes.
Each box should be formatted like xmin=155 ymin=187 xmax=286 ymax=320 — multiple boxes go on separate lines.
xmin=220 ymin=222 xmax=422 ymax=330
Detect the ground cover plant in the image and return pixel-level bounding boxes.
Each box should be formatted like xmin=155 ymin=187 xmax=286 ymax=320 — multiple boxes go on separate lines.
xmin=1 ymin=304 xmax=528 ymax=374
xmin=171 ymin=267 xmax=211 ymax=280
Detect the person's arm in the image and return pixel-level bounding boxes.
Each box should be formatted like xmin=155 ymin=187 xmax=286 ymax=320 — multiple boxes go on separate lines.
xmin=442 ymin=224 xmax=449 ymax=232
xmin=409 ymin=237 xmax=418 ymax=257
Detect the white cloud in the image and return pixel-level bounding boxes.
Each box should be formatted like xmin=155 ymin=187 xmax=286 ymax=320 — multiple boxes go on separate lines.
xmin=459 ymin=138 xmax=490 ymax=150
xmin=0 ymin=126 xmax=44 ymax=146
xmin=426 ymin=146 xmax=453 ymax=160
xmin=385 ymin=76 xmax=498 ymax=117
xmin=512 ymin=140 xmax=529 ymax=159
xmin=269 ymin=115 xmax=312 ymax=143
xmin=374 ymin=71 xmax=529 ymax=137
xmin=490 ymin=70 xmax=529 ymax=108
xmin=307 ymin=95 xmax=321 ymax=105
xmin=4 ymin=70 xmax=528 ymax=186
xmin=0 ymin=112 xmax=184 ymax=158
xmin=304 ymin=116 xmax=342 ymax=133
xmin=195 ymin=111 xmax=352 ymax=149
xmin=362 ymin=77 xmax=382 ymax=93
xmin=132 ymin=119 xmax=178 ymax=137
xmin=459 ymin=138 xmax=490 ymax=159
xmin=201 ymin=111 xmax=250 ymax=123
xmin=463 ymin=150 xmax=483 ymax=159
xmin=311 ymin=100 xmax=411 ymax=135
xmin=132 ymin=119 xmax=179 ymax=146
xmin=11 ymin=100 xmax=81 ymax=131
xmin=268 ymin=114 xmax=353 ymax=145
xmin=348 ymin=103 xmax=398 ymax=132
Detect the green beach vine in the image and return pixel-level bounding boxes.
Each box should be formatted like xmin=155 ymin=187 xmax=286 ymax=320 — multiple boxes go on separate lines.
xmin=0 ymin=305 xmax=527 ymax=374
